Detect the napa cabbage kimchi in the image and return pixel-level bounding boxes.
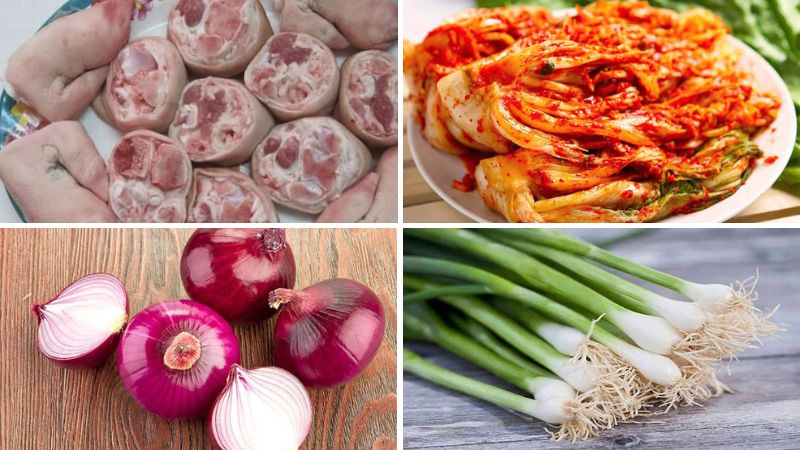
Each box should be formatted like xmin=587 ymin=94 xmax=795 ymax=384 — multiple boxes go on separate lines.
xmin=404 ymin=0 xmax=780 ymax=222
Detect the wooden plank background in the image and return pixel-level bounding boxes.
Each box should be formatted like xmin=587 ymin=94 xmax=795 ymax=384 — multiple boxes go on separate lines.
xmin=404 ymin=229 xmax=800 ymax=449
xmin=0 ymin=228 xmax=397 ymax=450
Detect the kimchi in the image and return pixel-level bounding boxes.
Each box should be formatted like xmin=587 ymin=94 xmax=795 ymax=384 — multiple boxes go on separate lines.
xmin=404 ymin=1 xmax=780 ymax=222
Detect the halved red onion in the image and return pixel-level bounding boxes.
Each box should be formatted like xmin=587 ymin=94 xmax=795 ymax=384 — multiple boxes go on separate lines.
xmin=180 ymin=228 xmax=296 ymax=322
xmin=270 ymin=279 xmax=385 ymax=387
xmin=117 ymin=299 xmax=240 ymax=419
xmin=209 ymin=365 xmax=312 ymax=450
xmin=32 ymin=273 xmax=128 ymax=368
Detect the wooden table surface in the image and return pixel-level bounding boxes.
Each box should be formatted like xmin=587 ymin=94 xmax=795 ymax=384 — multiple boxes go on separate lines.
xmin=0 ymin=228 xmax=397 ymax=450
xmin=402 ymin=104 xmax=800 ymax=223
xmin=404 ymin=229 xmax=800 ymax=449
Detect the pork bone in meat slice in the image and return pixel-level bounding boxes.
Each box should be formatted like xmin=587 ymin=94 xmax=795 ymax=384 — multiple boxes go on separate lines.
xmin=252 ymin=117 xmax=372 ymax=214
xmin=0 ymin=122 xmax=115 ymax=223
xmin=361 ymin=146 xmax=398 ymax=223
xmin=188 ymin=167 xmax=278 ymax=223
xmin=99 ymin=37 xmax=188 ymax=133
xmin=244 ymin=32 xmax=339 ymax=122
xmin=170 ymin=77 xmax=274 ymax=165
xmin=108 ymin=130 xmax=191 ymax=223
xmin=276 ymin=0 xmax=398 ymax=50
xmin=168 ymin=0 xmax=272 ymax=77
xmin=4 ymin=0 xmax=134 ymax=122
xmin=336 ymin=50 xmax=398 ymax=148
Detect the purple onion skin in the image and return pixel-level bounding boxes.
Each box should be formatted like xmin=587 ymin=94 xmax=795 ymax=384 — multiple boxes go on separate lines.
xmin=180 ymin=228 xmax=296 ymax=322
xmin=117 ymin=299 xmax=241 ymax=419
xmin=32 ymin=273 xmax=128 ymax=368
xmin=273 ymin=279 xmax=385 ymax=388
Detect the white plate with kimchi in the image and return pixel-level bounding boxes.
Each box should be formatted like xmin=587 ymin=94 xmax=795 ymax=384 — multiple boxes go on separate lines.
xmin=405 ymin=2 xmax=797 ymax=223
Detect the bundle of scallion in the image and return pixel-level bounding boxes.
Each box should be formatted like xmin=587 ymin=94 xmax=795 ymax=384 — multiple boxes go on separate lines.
xmin=402 ymin=229 xmax=781 ymax=441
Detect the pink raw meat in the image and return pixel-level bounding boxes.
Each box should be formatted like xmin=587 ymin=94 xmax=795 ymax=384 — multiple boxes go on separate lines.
xmin=99 ymin=37 xmax=188 ymax=132
xmin=169 ymin=77 xmax=274 ymax=165
xmin=108 ymin=130 xmax=192 ymax=223
xmin=0 ymin=121 xmax=115 ymax=222
xmin=336 ymin=50 xmax=398 ymax=148
xmin=251 ymin=117 xmax=371 ymax=214
xmin=276 ymin=0 xmax=397 ymax=50
xmin=361 ymin=146 xmax=397 ymax=222
xmin=188 ymin=167 xmax=278 ymax=223
xmin=244 ymin=32 xmax=339 ymax=121
xmin=4 ymin=0 xmax=134 ymax=122
xmin=316 ymin=172 xmax=379 ymax=223
xmin=168 ymin=0 xmax=272 ymax=77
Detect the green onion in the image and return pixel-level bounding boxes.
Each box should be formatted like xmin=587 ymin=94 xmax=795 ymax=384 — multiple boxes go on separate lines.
xmin=499 ymin=229 xmax=739 ymax=310
xmin=404 ymin=275 xmax=600 ymax=392
xmin=492 ymin=229 xmax=781 ymax=357
xmin=494 ymin=300 xmax=588 ymax=356
xmin=406 ymin=229 xmax=683 ymax=356
xmin=403 ymin=348 xmax=550 ymax=419
xmin=404 ymin=301 xmax=564 ymax=395
xmin=446 ymin=311 xmax=546 ymax=375
xmin=403 ymin=255 xmax=681 ymax=386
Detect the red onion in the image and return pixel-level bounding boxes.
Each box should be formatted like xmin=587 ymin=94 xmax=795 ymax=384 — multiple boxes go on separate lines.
xmin=31 ymin=273 xmax=128 ymax=368
xmin=180 ymin=228 xmax=296 ymax=322
xmin=270 ymin=279 xmax=385 ymax=387
xmin=117 ymin=299 xmax=240 ymax=419
xmin=209 ymin=365 xmax=313 ymax=450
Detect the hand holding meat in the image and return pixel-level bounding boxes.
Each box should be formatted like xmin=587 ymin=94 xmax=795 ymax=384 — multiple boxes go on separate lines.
xmin=0 ymin=122 xmax=116 ymax=222
xmin=5 ymin=0 xmax=134 ymax=122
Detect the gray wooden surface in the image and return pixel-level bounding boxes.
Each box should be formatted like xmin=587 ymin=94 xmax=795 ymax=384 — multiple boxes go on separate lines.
xmin=403 ymin=229 xmax=800 ymax=449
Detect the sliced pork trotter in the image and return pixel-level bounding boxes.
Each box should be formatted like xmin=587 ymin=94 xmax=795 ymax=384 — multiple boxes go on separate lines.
xmin=108 ymin=130 xmax=191 ymax=223
xmin=252 ymin=117 xmax=371 ymax=214
xmin=101 ymin=37 xmax=188 ymax=133
xmin=245 ymin=32 xmax=339 ymax=121
xmin=188 ymin=167 xmax=278 ymax=223
xmin=168 ymin=0 xmax=272 ymax=77
xmin=170 ymin=77 xmax=274 ymax=165
xmin=336 ymin=50 xmax=398 ymax=148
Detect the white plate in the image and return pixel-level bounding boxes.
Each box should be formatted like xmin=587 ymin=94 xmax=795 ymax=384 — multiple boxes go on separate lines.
xmin=407 ymin=7 xmax=797 ymax=223
xmin=0 ymin=0 xmax=397 ymax=223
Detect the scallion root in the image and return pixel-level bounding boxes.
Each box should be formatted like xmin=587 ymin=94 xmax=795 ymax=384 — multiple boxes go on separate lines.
xmin=650 ymin=357 xmax=729 ymax=412
xmin=570 ymin=320 xmax=653 ymax=422
xmin=550 ymin=392 xmax=616 ymax=442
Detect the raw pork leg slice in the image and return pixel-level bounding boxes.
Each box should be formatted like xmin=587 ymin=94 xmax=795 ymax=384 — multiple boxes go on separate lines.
xmin=251 ymin=117 xmax=371 ymax=214
xmin=244 ymin=32 xmax=339 ymax=122
xmin=108 ymin=130 xmax=192 ymax=223
xmin=168 ymin=0 xmax=272 ymax=77
xmin=0 ymin=121 xmax=115 ymax=222
xmin=316 ymin=173 xmax=379 ymax=223
xmin=188 ymin=167 xmax=278 ymax=223
xmin=361 ymin=146 xmax=398 ymax=223
xmin=101 ymin=37 xmax=188 ymax=133
xmin=276 ymin=0 xmax=398 ymax=50
xmin=336 ymin=50 xmax=398 ymax=148
xmin=4 ymin=0 xmax=134 ymax=122
xmin=169 ymin=77 xmax=274 ymax=165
